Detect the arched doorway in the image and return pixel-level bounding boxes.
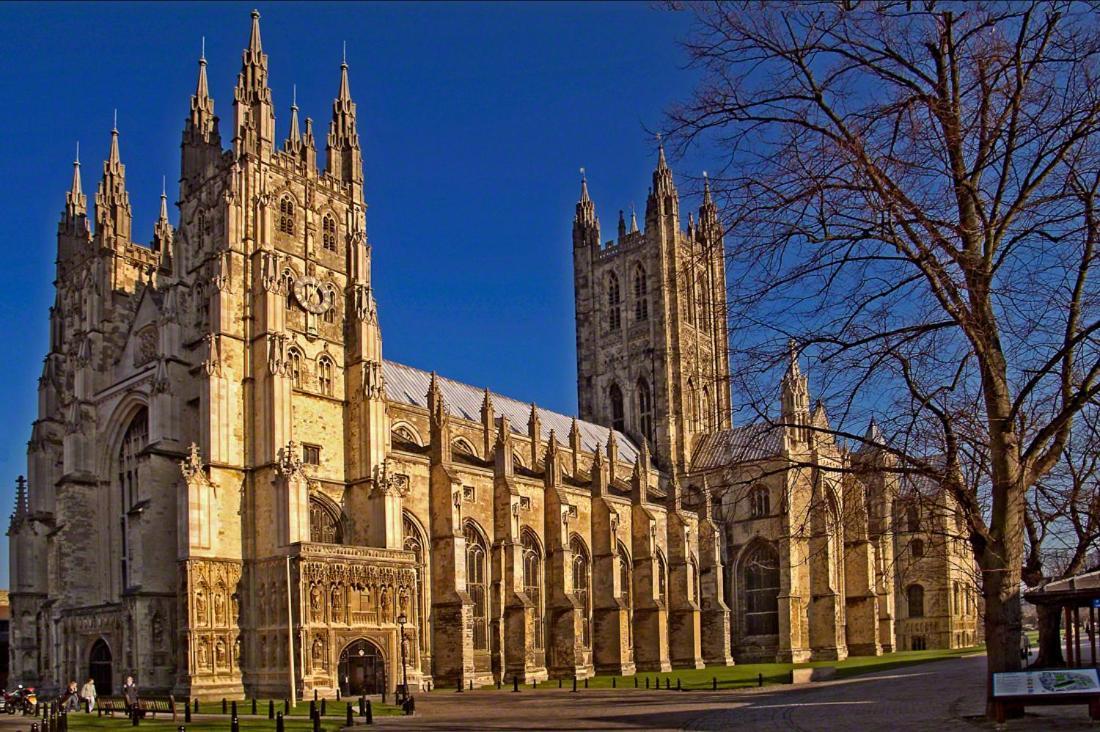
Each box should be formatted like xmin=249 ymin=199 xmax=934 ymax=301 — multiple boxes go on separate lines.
xmin=88 ymin=639 xmax=113 ymax=696
xmin=338 ymin=639 xmax=386 ymax=696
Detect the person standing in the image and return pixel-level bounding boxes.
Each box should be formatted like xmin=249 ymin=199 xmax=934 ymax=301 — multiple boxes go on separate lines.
xmin=122 ymin=676 xmax=138 ymax=715
xmin=80 ymin=678 xmax=96 ymax=713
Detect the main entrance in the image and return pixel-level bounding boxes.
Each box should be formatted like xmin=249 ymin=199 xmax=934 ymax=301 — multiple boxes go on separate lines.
xmin=338 ymin=639 xmax=386 ymax=696
xmin=88 ymin=639 xmax=113 ymax=696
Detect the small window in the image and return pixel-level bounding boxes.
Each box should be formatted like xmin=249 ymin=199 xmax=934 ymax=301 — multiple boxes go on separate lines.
xmin=633 ymin=265 xmax=648 ymax=321
xmin=750 ymin=485 xmax=769 ymax=518
xmin=281 ymin=269 xmax=296 ymax=310
xmin=303 ymin=444 xmax=321 ymax=465
xmin=609 ymin=384 xmax=625 ymax=433
xmin=279 ymin=196 xmax=296 ymax=235
xmin=906 ymin=503 xmax=920 ymax=533
xmin=607 ymin=273 xmax=621 ymax=331
xmin=322 ymin=215 xmax=337 ymax=252
xmin=907 ymin=584 xmax=924 ymax=618
xmin=911 ymin=538 xmax=924 ymax=558
xmin=323 ymin=286 xmax=338 ymax=324
xmin=288 ymin=348 xmax=302 ymax=389
xmin=318 ymin=356 xmax=335 ymax=396
xmin=637 ymin=379 xmax=653 ymax=445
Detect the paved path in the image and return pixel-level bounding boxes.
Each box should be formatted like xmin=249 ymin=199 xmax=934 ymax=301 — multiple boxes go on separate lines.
xmin=371 ymin=655 xmax=1100 ymax=730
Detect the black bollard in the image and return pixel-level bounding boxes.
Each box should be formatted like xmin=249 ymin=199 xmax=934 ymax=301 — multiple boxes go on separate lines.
xmin=713 ymin=677 xmax=717 ymax=691
xmin=366 ymin=700 xmax=373 ymax=725
xmin=382 ymin=688 xmax=387 ymax=704
xmin=231 ymin=716 xmax=239 ymax=732
xmin=309 ymin=700 xmax=316 ymax=719
xmin=513 ymin=675 xmax=519 ymax=692
xmin=665 ymin=678 xmax=670 ymax=690
xmin=758 ymin=673 xmax=763 ymax=687
xmin=336 ymin=687 xmax=341 ymax=701
xmin=231 ymin=700 xmax=237 ymax=718
xmin=359 ymin=696 xmax=365 ymax=716
xmin=635 ymin=676 xmax=639 ymax=688
xmin=677 ymin=678 xmax=682 ymax=691
xmin=584 ymin=678 xmax=589 ymax=689
xmin=612 ymin=677 xmax=616 ymax=689
xmin=31 ymin=724 xmax=38 ymax=732
xmin=284 ymin=699 xmax=289 ymax=715
xmin=194 ymin=699 xmax=199 ymax=713
xmin=572 ymin=677 xmax=577 ymax=693
xmin=221 ymin=698 xmax=227 ymax=715
xmin=496 ymin=678 xmax=501 ymax=690
xmin=346 ymin=702 xmax=353 ymax=727
xmin=468 ymin=680 xmax=473 ymax=692
xmin=457 ymin=677 xmax=463 ymax=693
xmin=558 ymin=679 xmax=563 ymax=689
xmin=251 ymin=698 xmax=257 ymax=716
xmin=276 ymin=712 xmax=284 ymax=732
xmin=320 ymin=699 xmax=326 ymax=717
xmin=532 ymin=680 xmax=537 ymax=689
xmin=312 ymin=711 xmax=320 ymax=732
xmin=268 ymin=699 xmax=274 ymax=720
xmin=314 ymin=690 xmax=319 ymax=702
xmin=185 ymin=702 xmax=192 ymax=723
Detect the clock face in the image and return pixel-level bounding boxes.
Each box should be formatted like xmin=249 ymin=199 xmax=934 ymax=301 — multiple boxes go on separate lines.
xmin=293 ymin=276 xmax=333 ymax=315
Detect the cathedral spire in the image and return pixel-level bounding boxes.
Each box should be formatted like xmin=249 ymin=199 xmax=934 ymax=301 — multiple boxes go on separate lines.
xmin=64 ymin=142 xmax=87 ymax=220
xmin=153 ymin=176 xmax=174 ymax=271
xmin=326 ymin=53 xmax=362 ymax=185
xmin=187 ymin=38 xmax=217 ymax=141
xmin=699 ymin=170 xmax=719 ymax=237
xmin=95 ymin=118 xmax=132 ymax=245
xmin=572 ymin=168 xmax=599 ymax=249
xmin=646 ymin=135 xmax=679 ymax=224
xmin=233 ymin=9 xmax=274 ymax=156
xmin=630 ymin=203 xmax=638 ymax=233
xmin=781 ymin=339 xmax=810 ymax=443
xmin=285 ymin=85 xmax=303 ymax=156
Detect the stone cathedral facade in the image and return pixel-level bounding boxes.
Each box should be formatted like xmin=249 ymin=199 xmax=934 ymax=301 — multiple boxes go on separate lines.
xmin=7 ymin=12 xmax=979 ymax=700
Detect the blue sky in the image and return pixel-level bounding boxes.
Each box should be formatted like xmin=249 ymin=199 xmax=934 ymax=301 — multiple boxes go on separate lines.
xmin=0 ymin=2 xmax=711 ymax=584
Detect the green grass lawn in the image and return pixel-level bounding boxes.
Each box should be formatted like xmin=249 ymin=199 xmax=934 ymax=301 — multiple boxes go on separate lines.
xmin=435 ymin=644 xmax=986 ymax=692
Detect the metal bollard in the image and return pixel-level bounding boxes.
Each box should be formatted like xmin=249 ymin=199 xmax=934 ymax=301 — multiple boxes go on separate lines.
xmin=365 ymin=699 xmax=373 ymax=725
xmin=612 ymin=677 xmax=616 ymax=689
xmin=382 ymin=688 xmax=388 ymax=704
xmin=231 ymin=700 xmax=237 ymax=718
xmin=284 ymin=699 xmax=289 ymax=715
xmin=194 ymin=699 xmax=199 ymax=713
xmin=346 ymin=702 xmax=353 ymax=727
xmin=269 ymin=699 xmax=274 ymax=719
xmin=276 ymin=711 xmax=284 ymax=732
xmin=221 ymin=698 xmax=227 ymax=715
xmin=635 ymin=676 xmax=639 ymax=688
xmin=309 ymin=700 xmax=316 ymax=720
xmin=456 ymin=678 xmax=462 ymax=693
xmin=251 ymin=698 xmax=257 ymax=716
xmin=185 ymin=702 xmax=191 ymax=723
xmin=558 ymin=679 xmax=563 ymax=689
xmin=572 ymin=677 xmax=577 ymax=693
xmin=758 ymin=673 xmax=763 ymax=687
xmin=713 ymin=677 xmax=717 ymax=690
xmin=496 ymin=678 xmax=501 ymax=690
xmin=359 ymin=696 xmax=365 ymax=716
xmin=646 ymin=677 xmax=649 ymax=689
xmin=314 ymin=690 xmax=319 ymax=703
xmin=230 ymin=716 xmax=239 ymax=732
xmin=320 ymin=698 xmax=326 ymax=717
xmin=513 ymin=676 xmax=519 ymax=692
xmin=312 ymin=711 xmax=320 ymax=732
xmin=336 ymin=688 xmax=341 ymax=701
xmin=584 ymin=678 xmax=589 ymax=689
xmin=468 ymin=680 xmax=473 ymax=692
xmin=665 ymin=678 xmax=670 ymax=690
xmin=677 ymin=678 xmax=682 ymax=691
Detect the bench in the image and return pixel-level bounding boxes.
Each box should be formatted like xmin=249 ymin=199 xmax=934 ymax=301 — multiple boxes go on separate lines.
xmin=97 ymin=698 xmax=127 ymax=716
xmin=97 ymin=695 xmax=176 ymax=721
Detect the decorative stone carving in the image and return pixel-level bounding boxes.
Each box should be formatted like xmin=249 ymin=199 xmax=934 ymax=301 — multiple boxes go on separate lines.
xmin=370 ymin=458 xmax=410 ymax=498
xmin=134 ymin=325 xmax=158 ymax=367
xmin=363 ymin=359 xmax=385 ymax=399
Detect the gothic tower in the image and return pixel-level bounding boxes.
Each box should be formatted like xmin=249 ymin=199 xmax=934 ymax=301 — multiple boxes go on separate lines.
xmin=573 ymin=150 xmax=731 ymax=473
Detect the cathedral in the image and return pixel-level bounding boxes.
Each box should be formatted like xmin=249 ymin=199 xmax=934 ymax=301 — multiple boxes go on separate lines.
xmin=7 ymin=11 xmax=979 ymax=700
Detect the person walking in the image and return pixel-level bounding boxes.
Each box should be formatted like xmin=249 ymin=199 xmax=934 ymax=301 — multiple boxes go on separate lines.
xmin=80 ymin=677 xmax=96 ymax=713
xmin=122 ymin=676 xmax=138 ymax=716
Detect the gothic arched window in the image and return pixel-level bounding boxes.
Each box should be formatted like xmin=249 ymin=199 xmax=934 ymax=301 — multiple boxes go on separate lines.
xmin=609 ymin=384 xmax=625 ymax=433
xmin=323 ymin=285 xmax=338 ymax=324
xmin=911 ymin=538 xmax=924 ymax=558
xmin=280 ymin=269 xmax=296 ymax=310
xmin=689 ymin=556 xmax=700 ymax=604
xmin=607 ymin=273 xmax=621 ymax=331
xmin=750 ymin=485 xmax=770 ymax=518
xmin=522 ymin=531 xmax=544 ymax=651
xmin=701 ymin=386 xmax=712 ymax=432
xmin=743 ymin=542 xmax=780 ymax=635
xmin=633 ymin=264 xmax=648 ymax=321
xmin=656 ymin=550 xmax=668 ymax=606
xmin=322 ymin=214 xmax=337 ymax=252
xmin=907 ymin=584 xmax=925 ymax=618
xmin=571 ymin=536 xmax=591 ymax=648
xmin=287 ymin=348 xmax=303 ymax=389
xmin=617 ymin=542 xmax=633 ymax=650
xmin=404 ymin=514 xmax=429 ymax=655
xmin=279 ymin=196 xmax=296 ymax=235
xmin=309 ymin=496 xmax=343 ymax=544
xmin=118 ymin=407 xmax=148 ymax=589
xmin=687 ymin=378 xmax=699 ymax=433
xmin=318 ymin=356 xmax=334 ymax=396
xmin=465 ymin=523 xmax=489 ymax=651
xmin=637 ymin=378 xmax=653 ymax=445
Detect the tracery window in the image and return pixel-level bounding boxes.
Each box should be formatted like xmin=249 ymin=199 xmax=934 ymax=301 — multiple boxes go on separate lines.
xmin=465 ymin=523 xmax=489 ymax=651
xmin=323 ymin=286 xmax=338 ymax=324
xmin=571 ymin=536 xmax=591 ymax=648
xmin=609 ymin=384 xmax=625 ymax=433
xmin=617 ymin=542 xmax=633 ymax=650
xmin=404 ymin=514 xmax=429 ymax=655
xmin=656 ymin=550 xmax=668 ymax=605
xmin=689 ymin=557 xmax=700 ymax=604
xmin=309 ymin=496 xmax=342 ymax=544
xmin=288 ymin=348 xmax=303 ymax=389
xmin=118 ymin=407 xmax=148 ymax=590
xmin=607 ymin=273 xmax=621 ymax=331
xmin=279 ymin=196 xmax=296 ymax=235
xmin=318 ymin=356 xmax=334 ymax=396
xmin=750 ymin=485 xmax=770 ymax=518
xmin=637 ymin=378 xmax=653 ymax=445
xmin=281 ymin=269 xmax=296 ymax=310
xmin=687 ymin=378 xmax=699 ymax=433
xmin=322 ymin=214 xmax=337 ymax=252
xmin=743 ymin=542 xmax=780 ymax=635
xmin=907 ymin=584 xmax=925 ymax=618
xmin=633 ymin=264 xmax=648 ymax=321
xmin=522 ymin=531 xmax=544 ymax=650
xmin=702 ymin=386 xmax=712 ymax=431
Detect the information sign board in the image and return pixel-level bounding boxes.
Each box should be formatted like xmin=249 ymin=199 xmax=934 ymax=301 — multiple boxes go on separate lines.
xmin=993 ymin=669 xmax=1100 ymax=697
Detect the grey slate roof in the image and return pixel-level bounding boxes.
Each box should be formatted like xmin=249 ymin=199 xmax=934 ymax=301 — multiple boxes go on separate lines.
xmin=382 ymin=360 xmax=640 ymax=466
xmin=690 ymin=423 xmax=785 ymax=470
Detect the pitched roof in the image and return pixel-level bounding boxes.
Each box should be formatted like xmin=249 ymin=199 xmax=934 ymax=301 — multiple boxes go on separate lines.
xmin=690 ymin=423 xmax=784 ymax=470
xmin=382 ymin=360 xmax=640 ymax=465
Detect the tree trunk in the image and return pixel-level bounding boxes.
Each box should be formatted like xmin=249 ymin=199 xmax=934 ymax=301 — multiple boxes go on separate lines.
xmin=982 ymin=553 xmax=1024 ymax=717
xmin=1033 ymin=604 xmax=1064 ymax=668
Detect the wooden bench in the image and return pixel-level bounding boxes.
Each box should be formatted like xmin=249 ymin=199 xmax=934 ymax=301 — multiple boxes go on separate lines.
xmin=135 ymin=696 xmax=177 ymax=721
xmin=97 ymin=697 xmax=127 ymax=717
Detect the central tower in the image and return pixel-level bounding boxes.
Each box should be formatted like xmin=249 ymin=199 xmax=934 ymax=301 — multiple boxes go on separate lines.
xmin=572 ymin=150 xmax=731 ymax=474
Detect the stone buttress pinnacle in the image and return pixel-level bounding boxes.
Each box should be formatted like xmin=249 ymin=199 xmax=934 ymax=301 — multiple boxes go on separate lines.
xmin=65 ymin=143 xmax=87 ymax=220
xmin=95 ymin=124 xmax=132 ymax=242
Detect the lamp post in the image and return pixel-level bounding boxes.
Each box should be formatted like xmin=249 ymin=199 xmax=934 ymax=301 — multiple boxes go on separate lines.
xmin=397 ymin=612 xmax=409 ymax=704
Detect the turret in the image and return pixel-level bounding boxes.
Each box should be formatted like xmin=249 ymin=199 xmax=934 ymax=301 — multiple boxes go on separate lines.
xmin=698 ymin=172 xmax=719 ymax=241
xmin=233 ymin=9 xmax=275 ymax=158
xmin=59 ymin=144 xmax=90 ymax=241
xmin=780 ymin=340 xmax=811 ymax=444
xmin=153 ymin=177 xmax=173 ymax=273
xmin=645 ymin=140 xmax=679 ymax=227
xmin=94 ymin=119 xmax=133 ymax=247
xmin=326 ymin=55 xmax=363 ymax=186
xmin=572 ymin=171 xmax=599 ymax=249
xmin=284 ymin=85 xmax=313 ymax=171
xmin=182 ymin=39 xmax=221 ymax=186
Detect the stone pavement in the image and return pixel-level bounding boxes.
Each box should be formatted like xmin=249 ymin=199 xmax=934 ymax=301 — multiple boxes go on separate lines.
xmin=371 ymin=655 xmax=1100 ymax=730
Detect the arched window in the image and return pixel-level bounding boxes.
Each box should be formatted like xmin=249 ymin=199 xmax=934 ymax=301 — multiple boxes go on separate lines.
xmin=906 ymin=503 xmax=920 ymax=533
xmin=318 ymin=356 xmax=334 ymax=396
xmin=323 ymin=286 xmax=338 ymax=324
xmin=911 ymin=538 xmax=924 ymax=558
xmin=322 ymin=215 xmax=337 ymax=252
xmin=452 ymin=438 xmax=477 ymax=460
xmin=701 ymin=386 xmax=712 ymax=431
xmin=907 ymin=584 xmax=925 ymax=618
xmin=750 ymin=485 xmax=770 ymax=518
xmin=687 ymin=378 xmax=699 ymax=433
xmin=607 ymin=273 xmax=621 ymax=331
xmin=279 ymin=196 xmax=296 ymax=235
xmin=404 ymin=514 xmax=429 ymax=656
xmin=633 ymin=265 xmax=648 ymax=321
xmin=698 ymin=277 xmax=711 ymax=330
xmin=194 ymin=283 xmax=209 ymax=328
xmin=617 ymin=542 xmax=633 ymax=650
xmin=743 ymin=542 xmax=780 ymax=635
xmin=522 ymin=531 xmax=544 ymax=651
xmin=465 ymin=523 xmax=488 ymax=651
xmin=571 ymin=536 xmax=591 ymax=648
xmin=287 ymin=348 xmax=303 ymax=389
xmin=118 ymin=407 xmax=148 ymax=589
xmin=656 ymin=550 xmax=668 ymax=605
xmin=953 ymin=582 xmax=960 ymax=616
xmin=637 ymin=379 xmax=653 ymax=445
xmin=309 ymin=496 xmax=343 ymax=544
xmin=689 ymin=557 xmax=700 ymax=604
xmin=609 ymin=384 xmax=625 ymax=433
xmin=281 ymin=269 xmax=296 ymax=310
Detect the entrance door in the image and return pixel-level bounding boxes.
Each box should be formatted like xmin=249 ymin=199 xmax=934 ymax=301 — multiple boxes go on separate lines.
xmin=338 ymin=640 xmax=386 ymax=696
xmin=88 ymin=639 xmax=113 ymax=696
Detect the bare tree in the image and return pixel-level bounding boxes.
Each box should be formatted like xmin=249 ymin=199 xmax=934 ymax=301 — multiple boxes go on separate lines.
xmin=1023 ymin=402 xmax=1100 ymax=666
xmin=666 ymin=0 xmax=1100 ymax=694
